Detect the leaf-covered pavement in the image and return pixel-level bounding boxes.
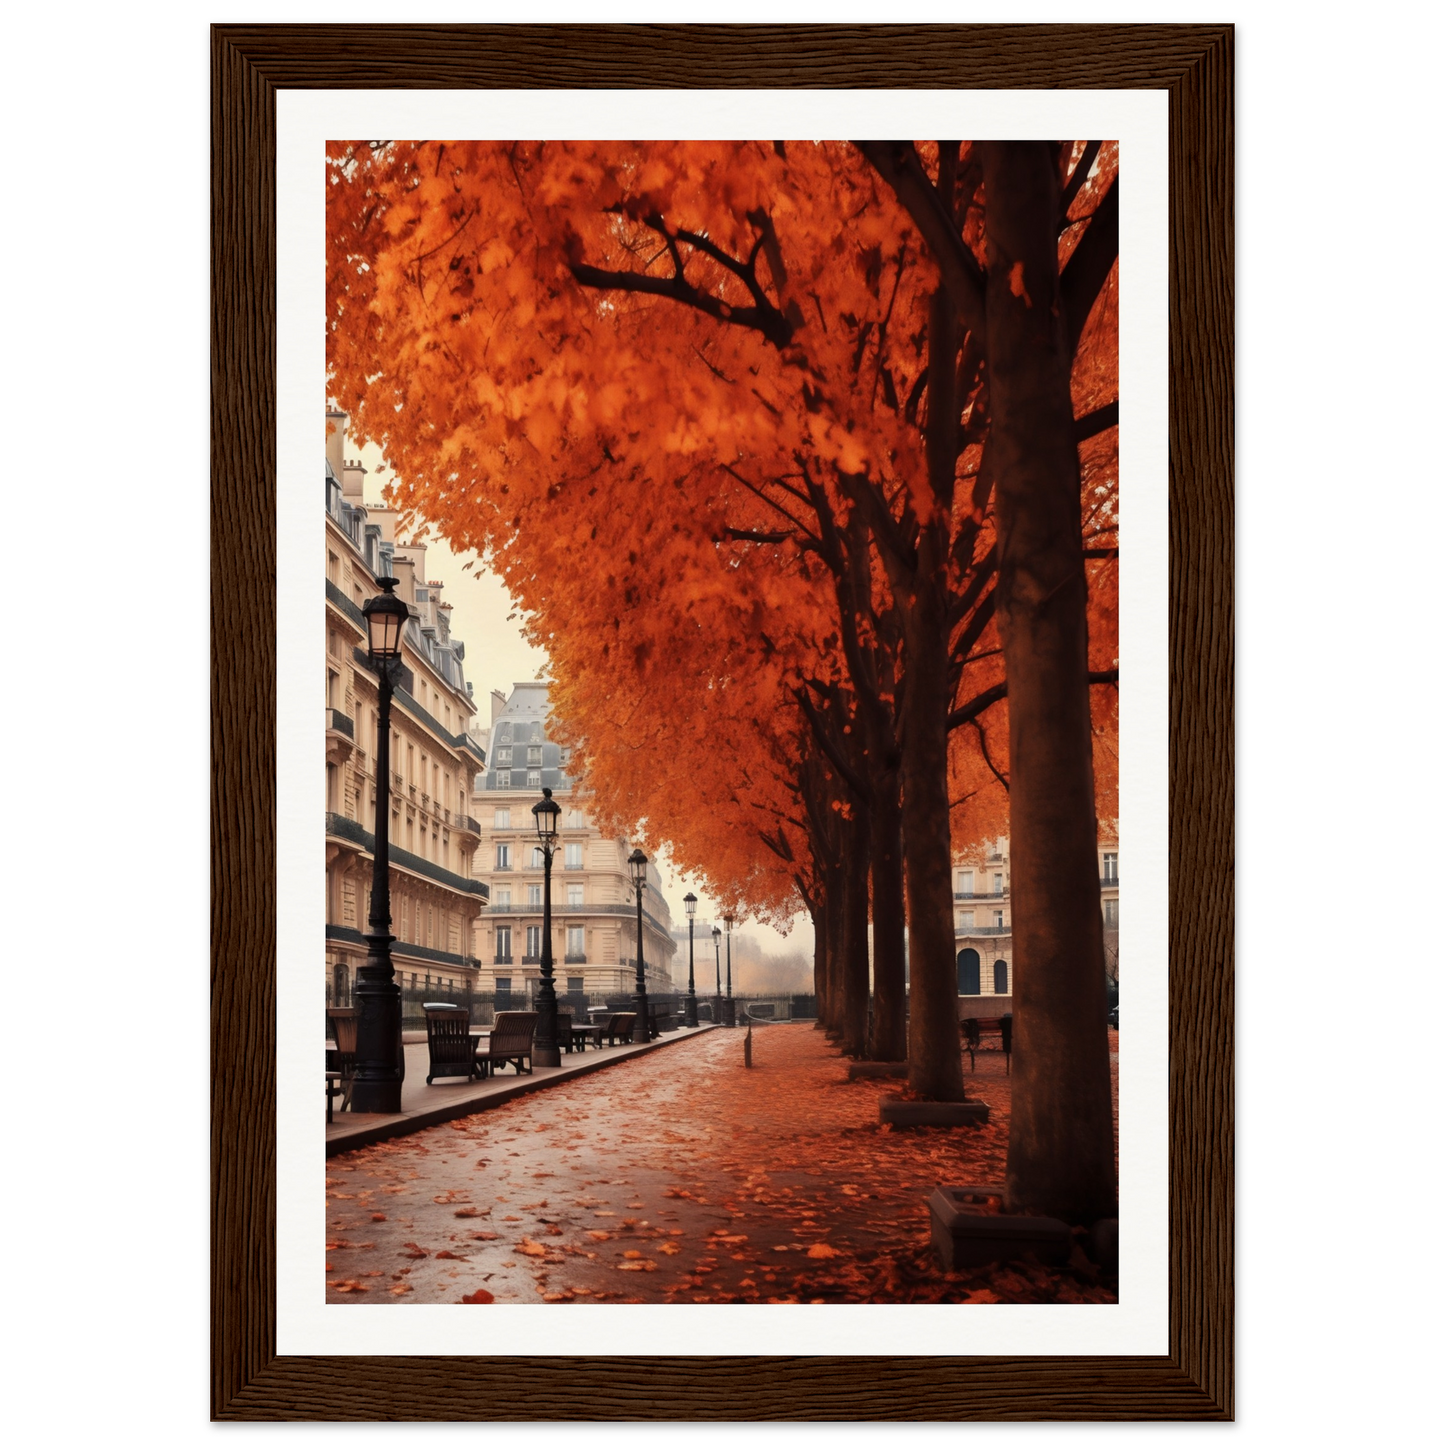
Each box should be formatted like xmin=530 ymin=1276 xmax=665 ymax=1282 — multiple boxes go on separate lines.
xmin=326 ymin=1024 xmax=1119 ymax=1304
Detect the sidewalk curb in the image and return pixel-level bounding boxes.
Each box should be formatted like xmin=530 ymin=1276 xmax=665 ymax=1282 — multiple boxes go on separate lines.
xmin=326 ymin=1024 xmax=719 ymax=1158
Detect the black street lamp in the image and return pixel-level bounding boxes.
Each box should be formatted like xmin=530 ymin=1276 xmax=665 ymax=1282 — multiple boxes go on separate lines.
xmin=682 ymin=892 xmax=699 ymax=1027
xmin=628 ymin=849 xmax=651 ymax=1043
xmin=711 ymin=924 xmax=722 ymax=1026
xmin=723 ymin=913 xmax=736 ymax=1027
xmin=350 ymin=576 xmax=410 ymax=1113
xmin=531 ymin=787 xmax=562 ymax=1067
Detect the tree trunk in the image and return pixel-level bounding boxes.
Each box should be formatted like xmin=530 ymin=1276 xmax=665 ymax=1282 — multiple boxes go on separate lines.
xmin=867 ymin=765 xmax=908 ymax=1060
xmin=809 ymin=897 xmax=827 ymax=1028
xmin=822 ymin=849 xmax=845 ymax=1036
xmin=900 ymin=564 xmax=968 ymax=1102
xmin=839 ymin=805 xmax=872 ymax=1056
xmin=980 ymin=141 xmax=1116 ymax=1223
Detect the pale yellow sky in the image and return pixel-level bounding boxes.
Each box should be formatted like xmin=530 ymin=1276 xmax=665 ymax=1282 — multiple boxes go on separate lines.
xmin=354 ymin=438 xmax=814 ymax=968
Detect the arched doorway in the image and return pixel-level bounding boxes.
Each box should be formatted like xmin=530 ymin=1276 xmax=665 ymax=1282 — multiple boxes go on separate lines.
xmin=956 ymin=948 xmax=981 ymax=995
xmin=993 ymin=958 xmax=1009 ymax=995
xmin=333 ymin=962 xmax=351 ymax=1007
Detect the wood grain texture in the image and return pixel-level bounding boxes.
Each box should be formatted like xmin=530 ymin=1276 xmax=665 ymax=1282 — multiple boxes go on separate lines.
xmin=212 ymin=22 xmax=1233 ymax=1421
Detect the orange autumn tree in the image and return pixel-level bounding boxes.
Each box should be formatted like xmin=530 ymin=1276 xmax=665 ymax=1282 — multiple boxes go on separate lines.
xmin=327 ymin=139 xmax=1119 ymax=1222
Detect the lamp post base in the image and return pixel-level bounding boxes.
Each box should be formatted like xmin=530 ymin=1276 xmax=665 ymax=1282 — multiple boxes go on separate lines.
xmin=533 ymin=1045 xmax=562 ymax=1069
xmin=722 ymin=997 xmax=737 ymax=1028
xmin=684 ymin=993 xmax=698 ymax=1027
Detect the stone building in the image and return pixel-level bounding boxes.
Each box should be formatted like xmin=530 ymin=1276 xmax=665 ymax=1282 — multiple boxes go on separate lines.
xmin=471 ymin=682 xmax=676 ymax=1003
xmin=323 ymin=409 xmax=489 ymax=1005
xmin=953 ymin=834 xmax=1120 ymax=1013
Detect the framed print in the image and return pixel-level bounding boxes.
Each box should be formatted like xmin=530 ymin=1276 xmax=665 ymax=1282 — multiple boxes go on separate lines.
xmin=206 ymin=16 xmax=1242 ymax=1427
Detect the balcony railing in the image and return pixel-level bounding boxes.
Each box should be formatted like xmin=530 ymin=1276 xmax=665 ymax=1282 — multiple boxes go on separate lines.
xmin=325 ymin=708 xmax=354 ymax=739
xmin=459 ymin=815 xmax=481 ymax=835
xmin=953 ymin=889 xmax=1007 ymax=900
xmin=564 ymin=952 xmax=587 ymax=963
xmin=1100 ymin=875 xmax=1119 ymax=887
xmin=323 ymin=813 xmax=489 ymax=898
xmin=956 ymin=925 xmax=1011 ymax=935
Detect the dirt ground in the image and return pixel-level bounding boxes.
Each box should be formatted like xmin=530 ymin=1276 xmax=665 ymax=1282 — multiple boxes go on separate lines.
xmin=326 ymin=1022 xmax=1119 ymax=1304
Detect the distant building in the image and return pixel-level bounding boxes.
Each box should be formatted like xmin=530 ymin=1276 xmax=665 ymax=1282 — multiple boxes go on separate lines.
xmin=953 ymin=835 xmax=1119 ymax=1005
xmin=324 ymin=409 xmax=489 ymax=1006
xmin=470 ymin=682 xmax=676 ymax=1003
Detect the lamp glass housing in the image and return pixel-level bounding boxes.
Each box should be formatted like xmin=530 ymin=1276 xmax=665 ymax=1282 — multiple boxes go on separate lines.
xmin=532 ymin=787 xmax=560 ymax=842
xmin=363 ymin=581 xmax=408 ymax=660
xmin=627 ymin=848 xmax=647 ymax=888
xmin=683 ymin=891 xmax=697 ymax=918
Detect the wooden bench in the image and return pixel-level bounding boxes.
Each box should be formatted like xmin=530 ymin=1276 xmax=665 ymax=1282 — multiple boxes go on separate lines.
xmin=424 ymin=1004 xmax=478 ymax=1084
xmin=602 ymin=1012 xmax=635 ymax=1047
xmin=475 ymin=1011 xmax=539 ymax=1077
xmin=961 ymin=1014 xmax=1014 ymax=1074
xmin=326 ymin=1006 xmax=358 ymax=1109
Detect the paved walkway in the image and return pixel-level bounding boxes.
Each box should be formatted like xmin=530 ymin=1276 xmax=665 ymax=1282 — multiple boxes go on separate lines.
xmin=325 ymin=1024 xmax=1119 ymax=1304
xmin=327 ymin=1024 xmax=718 ymax=1157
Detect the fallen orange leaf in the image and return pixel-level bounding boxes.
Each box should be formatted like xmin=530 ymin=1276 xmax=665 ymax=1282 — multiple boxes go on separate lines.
xmin=461 ymin=1289 xmax=495 ymax=1304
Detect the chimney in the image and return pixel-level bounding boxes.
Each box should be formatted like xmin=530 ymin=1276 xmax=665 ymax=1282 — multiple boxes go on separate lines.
xmin=342 ymin=458 xmax=366 ymax=501
xmin=490 ymin=689 xmax=508 ymax=724
xmin=325 ymin=408 xmax=347 ymax=478
xmin=390 ymin=551 xmax=417 ymax=608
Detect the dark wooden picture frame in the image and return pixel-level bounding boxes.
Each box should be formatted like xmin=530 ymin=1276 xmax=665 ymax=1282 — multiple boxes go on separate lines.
xmin=212 ymin=23 xmax=1232 ymax=1421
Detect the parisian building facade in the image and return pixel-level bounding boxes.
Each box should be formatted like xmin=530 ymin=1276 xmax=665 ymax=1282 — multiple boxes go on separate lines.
xmin=324 ymin=409 xmax=489 ymax=1005
xmin=470 ymin=682 xmax=677 ymax=1003
xmin=953 ymin=835 xmax=1121 ymax=1004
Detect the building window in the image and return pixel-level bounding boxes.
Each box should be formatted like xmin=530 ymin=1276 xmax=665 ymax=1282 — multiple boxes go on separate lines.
xmin=528 ymin=884 xmax=543 ymax=907
xmin=1103 ymin=852 xmax=1118 ymax=881
xmin=956 ymin=948 xmax=981 ymax=996
xmin=525 ymin=925 xmax=542 ymax=957
xmin=567 ymin=884 xmax=584 ymax=906
xmin=566 ymin=977 xmax=584 ymax=996
xmin=495 ymin=886 xmax=511 ymax=908
xmin=495 ymin=976 xmax=512 ymax=1000
xmin=497 ymin=770 xmax=511 ymax=788
xmin=527 ymin=745 xmax=543 ymax=766
xmin=993 ymin=910 xmax=1004 ymax=929
xmin=956 ymin=870 xmax=973 ymax=897
xmin=332 ymin=963 xmax=350 ymax=1007
xmin=1104 ymin=898 xmax=1119 ymax=926
xmin=956 ymin=911 xmax=974 ymax=931
xmin=493 ymin=808 xmax=510 ymax=828
xmin=530 ymin=846 xmax=545 ymax=869
xmin=567 ymin=809 xmax=585 ymax=828
xmin=564 ymin=842 xmax=583 ymax=870
xmin=497 ymin=747 xmax=512 ymax=766
xmin=526 ymin=769 xmax=541 ymax=789
xmin=495 ymin=926 xmax=512 ymax=958
xmin=993 ymin=959 xmax=1009 ymax=994
xmin=496 ymin=843 xmax=511 ymax=870
xmin=566 ymin=926 xmax=585 ymax=957
xmin=992 ymin=872 xmax=1004 ymax=895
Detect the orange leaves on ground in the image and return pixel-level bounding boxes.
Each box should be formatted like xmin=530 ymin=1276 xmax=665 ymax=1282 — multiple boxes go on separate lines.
xmin=453 ymin=1206 xmax=488 ymax=1218
xmin=515 ymin=1239 xmax=548 ymax=1258
xmin=434 ymin=1250 xmax=468 ymax=1261
xmin=461 ymin=1289 xmax=496 ymax=1304
xmin=399 ymin=1243 xmax=428 ymax=1259
xmin=370 ymin=1213 xmax=387 ymax=1222
xmin=330 ymin=1280 xmax=369 ymax=1293
xmin=468 ymin=1231 xmax=500 ymax=1241
xmin=806 ymin=1243 xmax=841 ymax=1260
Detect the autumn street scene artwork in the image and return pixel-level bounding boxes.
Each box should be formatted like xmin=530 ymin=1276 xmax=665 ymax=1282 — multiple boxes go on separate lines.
xmin=322 ymin=140 xmax=1121 ymax=1305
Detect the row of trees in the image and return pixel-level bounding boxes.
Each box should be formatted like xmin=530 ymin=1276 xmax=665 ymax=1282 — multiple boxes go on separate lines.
xmin=327 ymin=139 xmax=1119 ymax=1222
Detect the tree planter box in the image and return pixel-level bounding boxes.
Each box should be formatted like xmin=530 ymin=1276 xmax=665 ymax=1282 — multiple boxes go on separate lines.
xmin=847 ymin=1061 xmax=908 ymax=1080
xmin=927 ymin=1186 xmax=1073 ymax=1269
xmin=880 ymin=1097 xmax=990 ymax=1127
